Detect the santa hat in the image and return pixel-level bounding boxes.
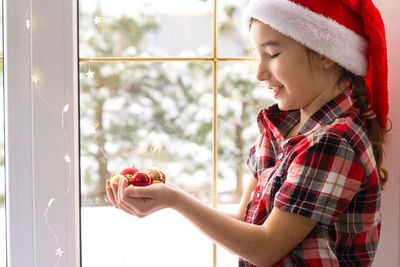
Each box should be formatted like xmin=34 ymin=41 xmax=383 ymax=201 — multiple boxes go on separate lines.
xmin=242 ymin=0 xmax=388 ymax=130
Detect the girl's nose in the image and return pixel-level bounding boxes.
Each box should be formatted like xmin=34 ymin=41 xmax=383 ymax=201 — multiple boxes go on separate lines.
xmin=256 ymin=60 xmax=271 ymax=81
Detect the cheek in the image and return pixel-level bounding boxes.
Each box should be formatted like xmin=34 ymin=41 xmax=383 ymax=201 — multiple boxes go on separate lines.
xmin=277 ymin=59 xmax=312 ymax=89
xmin=276 ymin=67 xmax=307 ymax=90
xmin=270 ymin=61 xmax=292 ymax=82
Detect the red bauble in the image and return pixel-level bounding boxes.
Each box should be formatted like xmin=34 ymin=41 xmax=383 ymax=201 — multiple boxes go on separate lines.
xmin=120 ymin=167 xmax=139 ymax=176
xmin=131 ymin=172 xmax=153 ymax=186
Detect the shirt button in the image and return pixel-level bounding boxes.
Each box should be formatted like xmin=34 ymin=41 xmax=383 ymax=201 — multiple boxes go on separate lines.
xmin=278 ymin=152 xmax=284 ymax=160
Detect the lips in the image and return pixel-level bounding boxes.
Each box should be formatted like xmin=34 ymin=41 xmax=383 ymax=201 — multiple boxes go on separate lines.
xmin=266 ymin=84 xmax=284 ymax=99
xmin=268 ymin=85 xmax=284 ymax=95
xmin=269 ymin=85 xmax=284 ymax=91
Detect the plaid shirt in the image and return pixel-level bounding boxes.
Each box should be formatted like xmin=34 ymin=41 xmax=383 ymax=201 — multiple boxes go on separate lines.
xmin=240 ymin=91 xmax=381 ymax=267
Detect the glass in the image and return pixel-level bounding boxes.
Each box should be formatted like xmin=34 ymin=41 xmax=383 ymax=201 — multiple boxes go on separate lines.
xmin=217 ymin=0 xmax=255 ymax=58
xmin=79 ymin=61 xmax=214 ymax=266
xmin=79 ymin=0 xmax=213 ymax=58
xmin=217 ymin=61 xmax=274 ymax=204
xmin=79 ymin=0 xmax=271 ymax=266
xmin=0 ymin=0 xmax=5 ymax=265
xmin=216 ymin=61 xmax=275 ymax=266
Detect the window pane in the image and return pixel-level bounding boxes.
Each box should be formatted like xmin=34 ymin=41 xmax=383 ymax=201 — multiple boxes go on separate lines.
xmin=0 ymin=0 xmax=5 ymax=265
xmin=217 ymin=61 xmax=274 ymax=203
xmin=216 ymin=61 xmax=275 ymax=266
xmin=79 ymin=61 xmax=214 ymax=266
xmin=217 ymin=0 xmax=255 ymax=58
xmin=79 ymin=0 xmax=213 ymax=58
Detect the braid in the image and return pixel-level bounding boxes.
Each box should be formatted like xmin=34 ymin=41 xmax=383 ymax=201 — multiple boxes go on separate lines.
xmin=338 ymin=69 xmax=389 ymax=189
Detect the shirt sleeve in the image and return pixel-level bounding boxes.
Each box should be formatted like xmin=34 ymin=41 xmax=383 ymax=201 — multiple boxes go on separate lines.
xmin=247 ymin=131 xmax=277 ymax=180
xmin=246 ymin=143 xmax=259 ymax=179
xmin=274 ymin=133 xmax=365 ymax=225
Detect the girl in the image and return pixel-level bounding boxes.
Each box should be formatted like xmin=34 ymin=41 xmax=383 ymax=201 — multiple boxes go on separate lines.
xmin=106 ymin=0 xmax=389 ymax=266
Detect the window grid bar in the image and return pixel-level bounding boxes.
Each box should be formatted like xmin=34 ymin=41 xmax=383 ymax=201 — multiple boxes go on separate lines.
xmin=79 ymin=57 xmax=255 ymax=62
xmin=212 ymin=0 xmax=219 ymax=265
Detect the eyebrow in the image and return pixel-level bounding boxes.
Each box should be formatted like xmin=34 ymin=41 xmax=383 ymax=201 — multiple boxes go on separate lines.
xmin=261 ymin=41 xmax=281 ymax=47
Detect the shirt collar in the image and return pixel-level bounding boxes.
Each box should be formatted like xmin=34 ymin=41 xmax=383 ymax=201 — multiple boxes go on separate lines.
xmin=257 ymin=90 xmax=354 ymax=143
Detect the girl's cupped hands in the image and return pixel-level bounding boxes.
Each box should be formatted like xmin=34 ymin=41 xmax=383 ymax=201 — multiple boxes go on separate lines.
xmin=106 ymin=177 xmax=180 ymax=218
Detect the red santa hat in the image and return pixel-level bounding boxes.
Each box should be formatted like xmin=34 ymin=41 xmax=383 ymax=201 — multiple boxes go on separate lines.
xmin=242 ymin=0 xmax=388 ymax=130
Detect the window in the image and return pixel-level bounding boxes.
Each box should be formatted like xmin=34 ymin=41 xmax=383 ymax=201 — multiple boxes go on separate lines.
xmin=2 ymin=0 xmax=399 ymax=266
xmin=79 ymin=0 xmax=273 ymax=266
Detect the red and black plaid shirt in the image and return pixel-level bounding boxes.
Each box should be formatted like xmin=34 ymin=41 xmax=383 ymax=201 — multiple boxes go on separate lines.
xmin=240 ymin=91 xmax=381 ymax=266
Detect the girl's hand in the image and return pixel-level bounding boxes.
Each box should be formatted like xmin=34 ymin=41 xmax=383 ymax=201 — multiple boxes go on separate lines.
xmin=105 ymin=177 xmax=180 ymax=218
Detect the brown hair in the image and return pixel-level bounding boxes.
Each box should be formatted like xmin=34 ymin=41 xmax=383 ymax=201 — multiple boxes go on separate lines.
xmin=306 ymin=48 xmax=390 ymax=189
xmin=336 ymin=69 xmax=390 ymax=188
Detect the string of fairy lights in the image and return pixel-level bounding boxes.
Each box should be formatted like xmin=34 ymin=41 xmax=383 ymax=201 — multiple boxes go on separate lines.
xmin=24 ymin=2 xmax=104 ymax=265
xmin=86 ymin=10 xmax=112 ymax=160
xmin=26 ymin=6 xmax=71 ymax=266
xmin=85 ymin=63 xmax=112 ymax=161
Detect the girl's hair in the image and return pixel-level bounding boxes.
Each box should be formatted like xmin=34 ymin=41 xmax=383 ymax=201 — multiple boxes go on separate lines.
xmin=336 ymin=69 xmax=389 ymax=188
xmin=306 ymin=48 xmax=390 ymax=189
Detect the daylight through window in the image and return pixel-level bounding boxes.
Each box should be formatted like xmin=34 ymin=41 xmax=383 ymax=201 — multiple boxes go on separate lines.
xmin=78 ymin=0 xmax=274 ymax=266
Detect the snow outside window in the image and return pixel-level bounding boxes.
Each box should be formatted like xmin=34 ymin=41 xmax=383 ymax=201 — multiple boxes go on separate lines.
xmin=78 ymin=0 xmax=274 ymax=266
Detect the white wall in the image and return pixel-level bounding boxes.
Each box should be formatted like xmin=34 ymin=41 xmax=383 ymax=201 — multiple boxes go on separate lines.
xmin=4 ymin=0 xmax=80 ymax=266
xmin=372 ymin=0 xmax=400 ymax=266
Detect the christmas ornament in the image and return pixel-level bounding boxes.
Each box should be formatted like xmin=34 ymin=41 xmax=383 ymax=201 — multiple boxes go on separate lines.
xmin=109 ymin=167 xmax=167 ymax=186
xmin=145 ymin=168 xmax=166 ymax=184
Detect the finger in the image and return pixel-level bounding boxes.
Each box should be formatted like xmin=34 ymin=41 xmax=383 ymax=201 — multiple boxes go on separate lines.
xmin=126 ymin=186 xmax=160 ymax=215
xmin=119 ymin=200 xmax=136 ymax=215
xmin=105 ymin=180 xmax=118 ymax=207
xmin=116 ymin=183 xmax=150 ymax=217
xmin=111 ymin=182 xmax=120 ymax=208
xmin=125 ymin=184 xmax=159 ymax=199
xmin=108 ymin=179 xmax=143 ymax=216
xmin=119 ymin=197 xmax=143 ymax=217
xmin=117 ymin=178 xmax=141 ymax=215
xmin=118 ymin=176 xmax=129 ymax=205
xmin=122 ymin=196 xmax=150 ymax=218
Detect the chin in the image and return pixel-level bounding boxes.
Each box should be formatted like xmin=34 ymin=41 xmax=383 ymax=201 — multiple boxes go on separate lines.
xmin=277 ymin=102 xmax=299 ymax=111
xmin=277 ymin=102 xmax=290 ymax=111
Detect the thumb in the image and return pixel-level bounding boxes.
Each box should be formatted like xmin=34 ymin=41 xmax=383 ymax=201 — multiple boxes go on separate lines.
xmin=125 ymin=185 xmax=157 ymax=198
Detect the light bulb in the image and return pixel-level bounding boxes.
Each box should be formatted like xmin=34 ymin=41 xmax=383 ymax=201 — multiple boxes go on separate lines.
xmin=86 ymin=70 xmax=95 ymax=79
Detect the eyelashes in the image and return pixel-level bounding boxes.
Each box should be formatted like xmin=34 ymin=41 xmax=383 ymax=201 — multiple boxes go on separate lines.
xmin=256 ymin=52 xmax=281 ymax=60
xmin=268 ymin=53 xmax=280 ymax=59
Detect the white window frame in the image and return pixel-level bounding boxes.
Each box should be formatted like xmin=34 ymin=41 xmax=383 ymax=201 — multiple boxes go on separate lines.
xmin=4 ymin=0 xmax=80 ymax=266
xmin=2 ymin=0 xmax=399 ymax=266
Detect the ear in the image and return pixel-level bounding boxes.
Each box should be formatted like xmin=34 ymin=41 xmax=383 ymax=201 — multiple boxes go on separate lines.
xmin=319 ymin=55 xmax=336 ymax=70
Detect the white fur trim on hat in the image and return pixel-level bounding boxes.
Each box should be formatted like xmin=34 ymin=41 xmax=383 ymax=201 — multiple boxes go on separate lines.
xmin=242 ymin=0 xmax=368 ymax=76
